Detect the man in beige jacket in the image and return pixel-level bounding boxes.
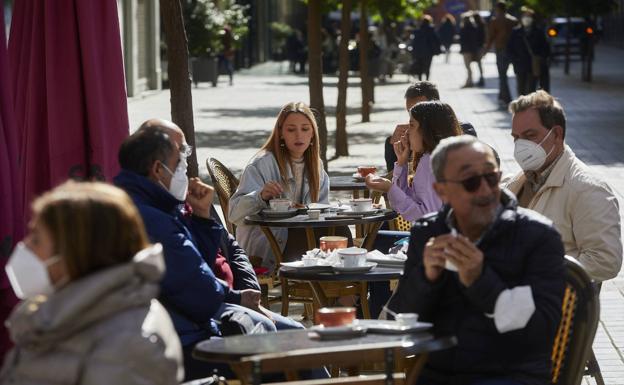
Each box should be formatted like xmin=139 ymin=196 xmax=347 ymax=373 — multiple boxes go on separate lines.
xmin=504 ymin=90 xmax=622 ymax=281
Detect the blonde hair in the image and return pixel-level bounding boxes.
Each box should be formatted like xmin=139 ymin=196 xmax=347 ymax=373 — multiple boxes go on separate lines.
xmin=261 ymin=102 xmax=322 ymax=202
xmin=32 ymin=181 xmax=150 ymax=280
xmin=509 ymin=90 xmax=566 ymax=137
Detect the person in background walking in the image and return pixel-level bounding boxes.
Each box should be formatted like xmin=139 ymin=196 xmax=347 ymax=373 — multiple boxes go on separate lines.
xmin=473 ymin=12 xmax=487 ymax=86
xmin=484 ymin=1 xmax=518 ymax=106
xmin=437 ymin=14 xmax=456 ymax=64
xmin=460 ymin=13 xmax=481 ymax=88
xmin=219 ymin=26 xmax=235 ymax=86
xmin=523 ymin=8 xmax=551 ymax=92
xmin=506 ymin=19 xmax=534 ymax=97
xmin=410 ymin=15 xmax=441 ymax=81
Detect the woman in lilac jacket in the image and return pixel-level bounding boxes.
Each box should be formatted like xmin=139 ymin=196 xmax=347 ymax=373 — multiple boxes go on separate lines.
xmin=367 ymin=101 xmax=463 ymax=222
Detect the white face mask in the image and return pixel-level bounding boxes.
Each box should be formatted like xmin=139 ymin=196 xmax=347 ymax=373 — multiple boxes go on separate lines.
xmin=513 ymin=129 xmax=555 ymax=171
xmin=5 ymin=242 xmax=60 ymax=300
xmin=159 ymin=156 xmax=189 ymax=201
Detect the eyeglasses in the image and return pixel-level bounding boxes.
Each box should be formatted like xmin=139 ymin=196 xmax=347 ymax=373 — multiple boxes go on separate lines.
xmin=441 ymin=171 xmax=502 ymax=192
xmin=180 ymin=143 xmax=193 ymax=157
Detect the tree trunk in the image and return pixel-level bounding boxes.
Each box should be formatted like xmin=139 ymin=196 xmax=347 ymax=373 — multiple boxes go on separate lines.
xmin=160 ymin=0 xmax=199 ymax=177
xmin=335 ymin=0 xmax=353 ymax=157
xmin=359 ymin=0 xmax=371 ymax=123
xmin=308 ymin=0 xmax=328 ymax=168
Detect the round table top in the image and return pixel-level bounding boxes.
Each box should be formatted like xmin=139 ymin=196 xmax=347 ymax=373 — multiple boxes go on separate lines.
xmin=279 ymin=265 xmax=403 ymax=282
xmin=244 ymin=209 xmax=397 ymax=228
xmin=329 ymin=175 xmax=367 ymax=191
xmin=193 ymin=328 xmax=456 ymax=362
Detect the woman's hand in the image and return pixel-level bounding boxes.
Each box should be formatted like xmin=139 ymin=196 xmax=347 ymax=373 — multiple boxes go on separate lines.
xmin=393 ymin=133 xmax=410 ymax=166
xmin=260 ymin=181 xmax=284 ymax=201
xmin=365 ymin=174 xmax=392 ymax=193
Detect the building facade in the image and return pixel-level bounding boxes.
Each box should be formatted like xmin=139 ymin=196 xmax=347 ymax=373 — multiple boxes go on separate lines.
xmin=117 ymin=0 xmax=162 ymax=97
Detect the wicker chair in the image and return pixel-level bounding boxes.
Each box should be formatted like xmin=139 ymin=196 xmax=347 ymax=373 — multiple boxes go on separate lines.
xmin=206 ymin=157 xmax=280 ymax=308
xmin=551 ymin=256 xmax=601 ymax=385
xmin=206 ymin=157 xmax=240 ymax=235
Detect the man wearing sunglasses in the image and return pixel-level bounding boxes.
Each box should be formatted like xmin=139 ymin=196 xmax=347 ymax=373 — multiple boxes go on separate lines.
xmin=387 ymin=135 xmax=565 ymax=385
xmin=504 ymin=91 xmax=622 ymax=282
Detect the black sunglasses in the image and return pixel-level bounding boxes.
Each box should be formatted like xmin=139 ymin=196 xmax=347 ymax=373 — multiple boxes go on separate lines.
xmin=442 ymin=171 xmax=502 ymax=192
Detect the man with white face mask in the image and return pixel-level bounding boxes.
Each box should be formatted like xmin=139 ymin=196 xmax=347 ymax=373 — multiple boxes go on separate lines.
xmin=114 ymin=119 xmax=304 ymax=381
xmin=504 ymin=91 xmax=622 ymax=281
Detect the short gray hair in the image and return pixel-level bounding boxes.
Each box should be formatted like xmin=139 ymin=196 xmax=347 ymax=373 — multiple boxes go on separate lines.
xmin=431 ymin=135 xmax=482 ymax=181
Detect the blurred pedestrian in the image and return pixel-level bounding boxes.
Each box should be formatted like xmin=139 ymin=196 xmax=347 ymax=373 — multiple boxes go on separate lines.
xmin=507 ymin=11 xmax=535 ymax=96
xmin=1 ymin=181 xmax=183 ymax=384
xmin=484 ymin=1 xmax=518 ymax=106
xmin=409 ymin=15 xmax=441 ymax=81
xmin=219 ymin=26 xmax=235 ymax=86
xmin=524 ymin=9 xmax=551 ymax=92
xmin=473 ymin=12 xmax=486 ymax=86
xmin=459 ymin=13 xmax=480 ymax=87
xmin=286 ymin=30 xmax=306 ymax=74
xmin=437 ymin=14 xmax=456 ymax=63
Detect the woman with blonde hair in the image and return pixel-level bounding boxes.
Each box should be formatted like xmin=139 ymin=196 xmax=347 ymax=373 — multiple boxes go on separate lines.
xmin=229 ymin=102 xmax=336 ymax=272
xmin=1 ymin=181 xmax=183 ymax=384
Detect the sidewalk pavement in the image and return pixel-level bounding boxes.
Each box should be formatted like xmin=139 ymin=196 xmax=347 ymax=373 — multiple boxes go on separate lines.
xmin=127 ymin=43 xmax=624 ymax=384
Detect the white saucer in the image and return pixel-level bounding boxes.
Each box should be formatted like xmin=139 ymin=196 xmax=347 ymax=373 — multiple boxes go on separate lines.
xmin=354 ymin=319 xmax=432 ymax=334
xmin=366 ymin=254 xmax=406 ymax=266
xmin=306 ymin=203 xmax=333 ymax=211
xmin=338 ymin=209 xmax=382 ymax=216
xmin=351 ymin=173 xmax=365 ymax=182
xmin=280 ymin=260 xmax=334 ymax=272
xmin=332 ymin=262 xmax=377 ymax=273
xmin=261 ymin=208 xmax=298 ymax=218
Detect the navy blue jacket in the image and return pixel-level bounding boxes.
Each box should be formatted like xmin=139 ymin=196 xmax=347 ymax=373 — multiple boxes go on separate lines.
xmin=388 ymin=190 xmax=564 ymax=385
xmin=115 ymin=170 xmax=259 ymax=347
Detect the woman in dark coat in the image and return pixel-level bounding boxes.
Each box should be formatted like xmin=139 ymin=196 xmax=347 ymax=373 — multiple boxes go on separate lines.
xmin=437 ymin=14 xmax=456 ymax=63
xmin=410 ymin=15 xmax=441 ymax=81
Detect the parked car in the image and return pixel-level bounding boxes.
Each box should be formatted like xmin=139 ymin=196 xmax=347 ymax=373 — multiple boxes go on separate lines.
xmin=547 ymin=17 xmax=595 ymax=60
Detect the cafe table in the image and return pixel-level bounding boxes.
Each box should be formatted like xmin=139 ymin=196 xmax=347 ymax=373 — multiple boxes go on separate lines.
xmin=279 ymin=266 xmax=403 ymax=315
xmin=193 ymin=328 xmax=456 ymax=385
xmin=244 ymin=209 xmax=398 ymax=318
xmin=329 ymin=175 xmax=369 ymax=199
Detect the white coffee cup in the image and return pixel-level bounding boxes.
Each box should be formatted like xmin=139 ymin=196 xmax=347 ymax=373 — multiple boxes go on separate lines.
xmin=338 ymin=247 xmax=367 ymax=267
xmin=350 ymin=198 xmax=373 ymax=212
xmin=269 ymin=198 xmax=291 ymax=212
xmin=308 ymin=209 xmax=320 ymax=220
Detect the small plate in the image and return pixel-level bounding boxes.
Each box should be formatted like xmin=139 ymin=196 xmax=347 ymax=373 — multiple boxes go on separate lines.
xmin=309 ymin=325 xmax=367 ymax=340
xmin=332 ymin=262 xmax=377 ymax=273
xmin=306 ymin=203 xmax=333 ymax=212
xmin=351 ymin=173 xmax=365 ymax=182
xmin=261 ymin=208 xmax=298 ymax=218
xmin=338 ymin=209 xmax=382 ymax=216
xmin=366 ymin=254 xmax=406 ymax=266
xmin=280 ymin=260 xmax=334 ymax=272
xmin=354 ymin=319 xmax=432 ymax=334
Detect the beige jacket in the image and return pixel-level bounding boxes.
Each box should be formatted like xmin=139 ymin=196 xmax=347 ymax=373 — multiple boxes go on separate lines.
xmin=0 ymin=245 xmax=184 ymax=385
xmin=504 ymin=146 xmax=622 ymax=281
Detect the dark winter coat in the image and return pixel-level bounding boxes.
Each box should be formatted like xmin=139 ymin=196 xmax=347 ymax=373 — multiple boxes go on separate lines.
xmin=115 ymin=170 xmax=259 ymax=347
xmin=388 ymin=190 xmax=565 ymax=385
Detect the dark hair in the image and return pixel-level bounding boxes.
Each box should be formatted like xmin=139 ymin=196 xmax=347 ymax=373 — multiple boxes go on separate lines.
xmin=404 ymin=81 xmax=440 ymax=101
xmin=495 ymin=1 xmax=507 ymax=12
xmin=410 ymin=101 xmax=463 ymax=156
xmin=118 ymin=125 xmax=174 ymax=176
